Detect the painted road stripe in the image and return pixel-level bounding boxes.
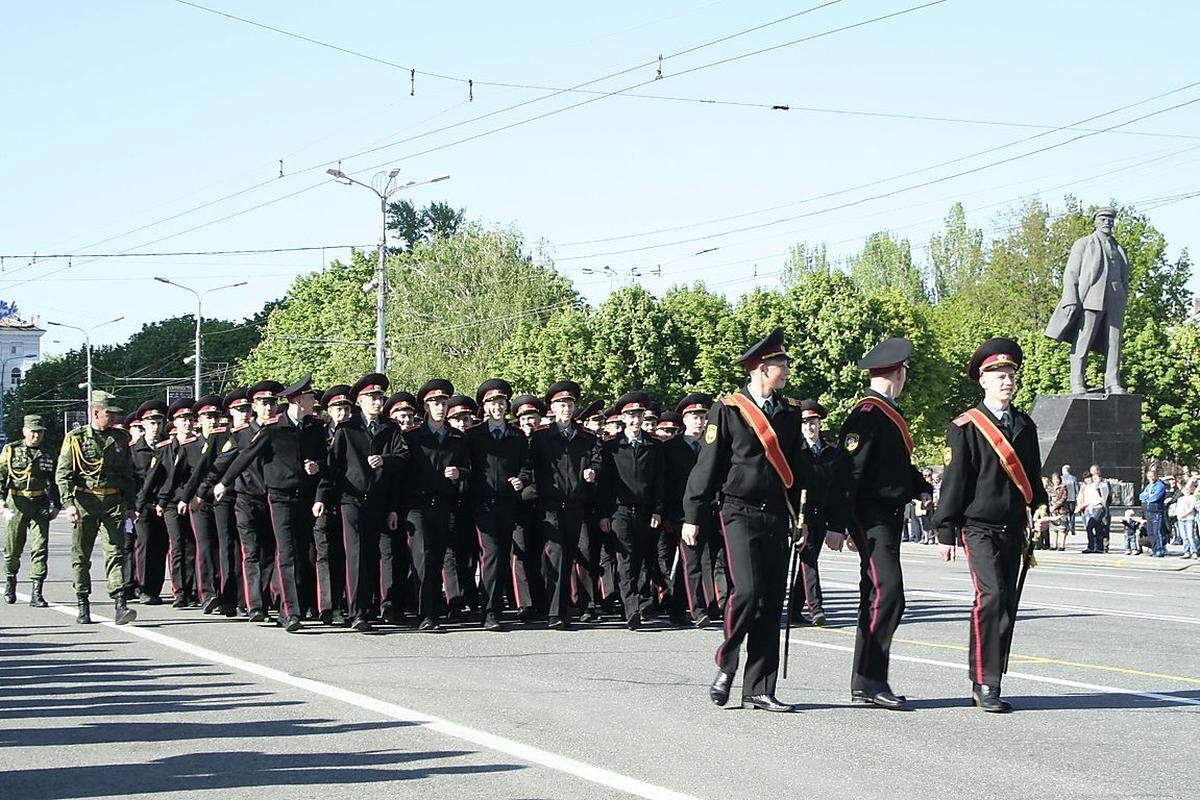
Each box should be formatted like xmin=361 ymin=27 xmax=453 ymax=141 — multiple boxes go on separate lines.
xmin=940 ymin=576 xmax=1152 ymax=597
xmin=18 ymin=593 xmax=701 ymax=800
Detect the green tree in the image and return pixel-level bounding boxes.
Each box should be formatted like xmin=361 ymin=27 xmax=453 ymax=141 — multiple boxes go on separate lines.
xmin=386 ymin=199 xmax=466 ymax=253
xmin=850 ymin=230 xmax=926 ymax=304
xmin=928 ymin=202 xmax=985 ymax=301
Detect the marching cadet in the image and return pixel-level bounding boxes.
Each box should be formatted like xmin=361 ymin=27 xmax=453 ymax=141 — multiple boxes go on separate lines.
xmin=522 ymin=380 xmax=602 ymax=630
xmin=683 ymin=328 xmax=804 ymax=712
xmin=572 ymin=398 xmax=607 ymax=623
xmin=401 ymin=379 xmax=471 ymax=632
xmin=932 ymin=338 xmax=1047 ymax=713
xmin=599 ymin=391 xmax=665 ymax=630
xmin=465 ymin=379 xmax=528 ymax=631
xmin=444 ymin=394 xmax=481 ymax=619
xmin=510 ymin=394 xmax=547 ymax=620
xmin=2 ymin=415 xmax=60 ymax=608
xmin=312 ymin=385 xmax=352 ymax=625
xmin=121 ymin=414 xmax=144 ymax=601
xmin=56 ymin=390 xmax=138 ymax=625
xmin=386 ymin=391 xmax=419 ymax=430
xmin=660 ymin=394 xmax=715 ymax=628
xmin=790 ymin=399 xmax=843 ymax=627
xmin=215 ymin=374 xmax=326 ymax=633
xmin=183 ymin=393 xmax=242 ymax=616
xmin=832 ymin=337 xmax=933 ymax=710
xmin=141 ymin=397 xmax=199 ymax=608
xmin=316 ymin=374 xmax=408 ymax=631
xmin=130 ymin=400 xmax=169 ymax=604
xmin=182 ymin=394 xmax=229 ymax=614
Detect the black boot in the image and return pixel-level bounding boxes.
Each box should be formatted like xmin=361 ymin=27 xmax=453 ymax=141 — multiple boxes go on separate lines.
xmin=112 ymin=592 xmax=137 ymax=626
xmin=76 ymin=595 xmax=92 ymax=624
xmin=3 ymin=575 xmax=15 ymax=604
xmin=972 ymin=683 xmax=1013 ymax=713
xmin=30 ymin=579 xmax=48 ymax=608
xmin=709 ymin=670 xmax=734 ymax=707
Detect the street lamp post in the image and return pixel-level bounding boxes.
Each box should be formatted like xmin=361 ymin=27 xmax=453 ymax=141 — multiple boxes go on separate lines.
xmin=47 ymin=316 xmax=125 ymax=409
xmin=326 ymin=168 xmax=449 ymax=372
xmin=154 ymin=279 xmax=248 ymax=396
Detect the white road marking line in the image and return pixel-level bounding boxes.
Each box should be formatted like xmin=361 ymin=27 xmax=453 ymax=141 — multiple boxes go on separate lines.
xmin=822 ymin=580 xmax=1200 ymax=626
xmin=19 ymin=594 xmax=702 ymax=800
xmin=784 ymin=636 xmax=1200 ymax=707
xmin=940 ymin=576 xmax=1153 ymax=597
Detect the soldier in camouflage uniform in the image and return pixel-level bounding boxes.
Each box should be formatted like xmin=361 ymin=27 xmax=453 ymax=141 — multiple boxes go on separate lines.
xmin=55 ymin=390 xmax=138 ymax=625
xmin=2 ymin=415 xmax=61 ymax=607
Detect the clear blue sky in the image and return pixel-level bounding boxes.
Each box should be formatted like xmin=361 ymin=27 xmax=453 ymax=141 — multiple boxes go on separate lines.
xmin=3 ymin=1 xmax=1198 ymax=356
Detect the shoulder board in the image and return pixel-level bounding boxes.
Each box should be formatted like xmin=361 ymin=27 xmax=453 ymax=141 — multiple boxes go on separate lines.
xmin=601 ymin=432 xmax=618 ymax=442
xmin=263 ymin=415 xmax=281 ymax=425
xmin=212 ymin=426 xmax=229 ymax=433
xmin=952 ymin=413 xmax=972 ymax=428
xmin=155 ymin=439 xmax=173 ymax=449
xmin=536 ymin=422 xmax=552 ymax=431
xmin=180 ymin=437 xmax=197 ymax=445
xmin=232 ymin=423 xmax=249 ymax=432
xmin=577 ymin=428 xmax=596 ymax=439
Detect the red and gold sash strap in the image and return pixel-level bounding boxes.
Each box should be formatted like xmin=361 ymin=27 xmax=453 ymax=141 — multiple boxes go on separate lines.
xmin=722 ymin=393 xmax=794 ymax=489
xmin=955 ymin=408 xmax=1034 ymax=505
xmin=852 ymin=397 xmax=915 ymax=456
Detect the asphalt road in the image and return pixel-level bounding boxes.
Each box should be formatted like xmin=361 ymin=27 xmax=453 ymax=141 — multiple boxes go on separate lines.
xmin=2 ymin=520 xmax=1197 ymax=800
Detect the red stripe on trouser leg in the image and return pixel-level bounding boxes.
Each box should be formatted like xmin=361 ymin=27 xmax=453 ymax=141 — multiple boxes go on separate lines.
xmin=800 ymin=562 xmax=812 ymax=614
xmin=714 ymin=510 xmax=738 ymax=670
xmin=510 ymin=553 xmax=523 ymax=608
xmin=265 ymin=500 xmax=293 ymax=620
xmin=239 ymin=540 xmax=252 ymax=610
xmin=961 ymin=537 xmax=986 ymax=685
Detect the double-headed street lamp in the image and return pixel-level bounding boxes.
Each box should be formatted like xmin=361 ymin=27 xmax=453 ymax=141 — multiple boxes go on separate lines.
xmin=46 ymin=316 xmax=125 ymax=407
xmin=153 ymin=279 xmax=248 ymax=396
xmin=326 ymin=168 xmax=450 ymax=372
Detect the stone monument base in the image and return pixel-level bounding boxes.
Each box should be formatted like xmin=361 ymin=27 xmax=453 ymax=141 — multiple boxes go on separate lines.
xmin=1029 ymin=392 xmax=1143 ymax=490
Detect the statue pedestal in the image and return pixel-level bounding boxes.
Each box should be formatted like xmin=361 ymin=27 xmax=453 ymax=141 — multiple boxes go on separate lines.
xmin=1029 ymin=393 xmax=1143 ymax=489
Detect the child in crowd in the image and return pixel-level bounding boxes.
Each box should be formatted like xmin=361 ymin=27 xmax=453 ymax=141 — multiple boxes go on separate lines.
xmin=1122 ymin=510 xmax=1144 ymax=555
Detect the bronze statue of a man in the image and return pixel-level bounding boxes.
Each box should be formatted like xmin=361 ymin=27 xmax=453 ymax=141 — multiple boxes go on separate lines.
xmin=1044 ymin=206 xmax=1129 ymax=394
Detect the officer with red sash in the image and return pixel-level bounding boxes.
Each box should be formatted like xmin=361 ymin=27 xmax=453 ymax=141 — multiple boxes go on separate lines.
xmin=932 ymin=338 xmax=1047 ymax=713
xmin=832 ymin=337 xmax=932 ymax=710
xmin=684 ymin=328 xmax=805 ymax=712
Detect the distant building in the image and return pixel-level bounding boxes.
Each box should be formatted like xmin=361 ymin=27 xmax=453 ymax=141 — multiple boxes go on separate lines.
xmin=1186 ymin=294 xmax=1199 ymax=326
xmin=0 ymin=312 xmax=44 ymax=398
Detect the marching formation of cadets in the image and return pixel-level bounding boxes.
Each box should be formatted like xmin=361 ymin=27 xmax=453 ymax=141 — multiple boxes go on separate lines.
xmin=4 ymin=328 xmax=1047 ymax=715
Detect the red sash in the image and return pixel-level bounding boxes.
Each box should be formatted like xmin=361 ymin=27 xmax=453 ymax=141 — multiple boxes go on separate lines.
xmin=852 ymin=396 xmax=915 ymax=456
xmin=954 ymin=408 xmax=1034 ymax=505
xmin=722 ymin=393 xmax=794 ymax=489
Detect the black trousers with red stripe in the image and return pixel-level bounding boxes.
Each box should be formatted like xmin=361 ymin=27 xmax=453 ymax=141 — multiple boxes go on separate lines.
xmin=234 ymin=492 xmax=273 ymax=615
xmin=848 ymin=504 xmax=906 ymax=689
xmin=657 ymin=520 xmax=707 ymax=620
xmin=715 ymin=498 xmax=789 ymax=699
xmin=214 ymin=497 xmax=242 ymax=611
xmin=475 ymin=501 xmax=517 ymax=618
xmin=791 ymin=515 xmax=827 ymax=616
xmin=265 ymin=491 xmax=305 ymax=622
xmin=313 ymin=503 xmax=345 ymax=616
xmin=961 ymin=524 xmax=1023 ymax=688
xmin=510 ymin=504 xmax=544 ymax=612
xmin=189 ymin=506 xmax=220 ymax=604
xmin=162 ymin=505 xmax=196 ymax=601
xmin=539 ymin=504 xmax=582 ymax=622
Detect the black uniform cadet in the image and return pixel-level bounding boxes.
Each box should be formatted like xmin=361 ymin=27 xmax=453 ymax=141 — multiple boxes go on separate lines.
xmin=522 ymin=380 xmax=602 ymax=629
xmin=932 ymin=338 xmax=1047 ymax=713
xmin=444 ymin=394 xmax=481 ymax=618
xmin=684 ymin=329 xmax=805 ymax=712
xmin=312 ymin=385 xmax=351 ymax=624
xmin=509 ymin=395 xmax=547 ymax=619
xmin=402 ymin=379 xmax=471 ymax=632
xmin=572 ymin=399 xmax=608 ymax=621
xmin=181 ymin=395 xmax=229 ymax=614
xmin=838 ymin=337 xmax=933 ymax=710
xmin=660 ymin=395 xmax=716 ymax=627
xmin=318 ymin=375 xmax=408 ymax=631
xmin=599 ymin=391 xmax=665 ymax=630
xmin=139 ymin=398 xmax=198 ymax=607
xmin=217 ymin=374 xmax=326 ymax=632
xmin=791 ymin=399 xmax=844 ymax=626
xmin=130 ymin=400 xmax=169 ymax=603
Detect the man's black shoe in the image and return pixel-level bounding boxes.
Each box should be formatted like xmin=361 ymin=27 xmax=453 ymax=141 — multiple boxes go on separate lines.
xmin=202 ymin=595 xmax=221 ymax=615
xmin=352 ymin=617 xmax=373 ymax=632
xmin=141 ymin=592 xmax=163 ymax=606
xmin=694 ymin=611 xmax=711 ymax=629
xmin=30 ymin=579 xmax=48 ymax=608
xmin=709 ymin=670 xmax=734 ymax=707
xmin=745 ymin=694 xmax=796 ymax=712
xmin=248 ymin=609 xmax=268 ymax=623
xmin=4 ymin=575 xmax=16 ymax=604
xmin=76 ymin=596 xmax=92 ymax=624
xmin=112 ymin=592 xmax=137 ymax=626
xmin=626 ymin=611 xmax=642 ymax=631
xmin=418 ymin=617 xmax=442 ymax=633
xmin=850 ymin=682 xmax=908 ymax=710
xmin=810 ymin=609 xmax=827 ymax=627
xmin=972 ymin=684 xmax=1013 ymax=713
xmin=483 ymin=614 xmax=505 ymax=632
xmin=548 ymin=617 xmax=571 ymax=631
xmin=283 ymin=616 xmax=302 ymax=633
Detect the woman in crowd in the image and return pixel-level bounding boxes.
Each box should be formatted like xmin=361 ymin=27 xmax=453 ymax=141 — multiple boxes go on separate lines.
xmin=1049 ymin=472 xmax=1068 ymax=551
xmin=1177 ymin=477 xmax=1199 ymax=559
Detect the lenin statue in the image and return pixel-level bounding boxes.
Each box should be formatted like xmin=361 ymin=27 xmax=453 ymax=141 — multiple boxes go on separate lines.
xmin=1044 ymin=206 xmax=1129 ymax=394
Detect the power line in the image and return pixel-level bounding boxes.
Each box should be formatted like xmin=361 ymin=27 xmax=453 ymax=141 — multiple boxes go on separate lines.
xmin=557 ymin=79 xmax=1200 ymax=249
xmin=554 ymin=90 xmax=1200 ymax=262
xmin=6 ymin=1 xmax=936 ymax=290
xmin=0 ymin=243 xmax=367 ymax=261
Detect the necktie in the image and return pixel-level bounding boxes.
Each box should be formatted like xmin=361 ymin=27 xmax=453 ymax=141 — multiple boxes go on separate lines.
xmin=762 ymin=398 xmax=775 ymax=417
xmin=494 ymin=428 xmax=503 ymax=442
xmin=810 ymin=444 xmax=821 ymax=457
xmin=1000 ymin=411 xmax=1012 ymax=437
